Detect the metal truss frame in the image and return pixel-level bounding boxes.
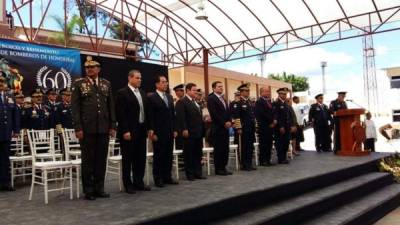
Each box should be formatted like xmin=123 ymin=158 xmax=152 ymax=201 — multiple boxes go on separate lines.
xmin=7 ymin=0 xmax=400 ymax=67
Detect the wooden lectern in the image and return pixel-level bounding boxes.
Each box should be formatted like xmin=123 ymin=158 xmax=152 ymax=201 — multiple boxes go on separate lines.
xmin=335 ymin=108 xmax=370 ymax=156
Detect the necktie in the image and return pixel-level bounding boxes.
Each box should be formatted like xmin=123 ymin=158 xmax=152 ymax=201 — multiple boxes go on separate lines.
xmin=162 ymin=93 xmax=169 ymax=107
xmin=134 ymin=89 xmax=145 ymax=123
xmin=192 ymin=99 xmax=200 ymax=112
xmin=218 ymin=95 xmax=226 ymax=109
xmin=92 ymin=78 xmax=97 ymax=88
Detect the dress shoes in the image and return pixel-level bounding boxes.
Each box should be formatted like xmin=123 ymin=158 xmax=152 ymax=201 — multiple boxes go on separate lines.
xmin=84 ymin=194 xmax=96 ymax=201
xmin=260 ymin=162 xmax=273 ymax=167
xmin=225 ymin=170 xmax=233 ymax=175
xmin=0 ymin=185 xmax=15 ymax=192
xmin=279 ymin=160 xmax=290 ymax=164
xmin=95 ymin=192 xmax=110 ymax=198
xmin=194 ymin=175 xmax=207 ymax=180
xmin=187 ymin=176 xmax=195 ymax=181
xmin=215 ymin=170 xmax=229 ymax=176
xmin=155 ymin=180 xmax=165 ymax=188
xmin=134 ymin=185 xmax=151 ymax=191
xmin=164 ymin=179 xmax=179 ymax=185
xmin=125 ymin=188 xmax=136 ymax=194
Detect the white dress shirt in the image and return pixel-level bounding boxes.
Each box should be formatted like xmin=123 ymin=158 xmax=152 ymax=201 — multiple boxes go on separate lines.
xmin=364 ymin=119 xmax=377 ymax=139
xmin=128 ymin=84 xmax=145 ymax=123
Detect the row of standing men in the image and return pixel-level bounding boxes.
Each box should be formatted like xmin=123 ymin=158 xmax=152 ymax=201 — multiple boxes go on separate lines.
xmin=0 ymin=56 xmax=347 ymax=198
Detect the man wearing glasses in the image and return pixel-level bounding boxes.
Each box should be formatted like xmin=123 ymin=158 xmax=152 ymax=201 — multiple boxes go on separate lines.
xmin=232 ymin=83 xmax=257 ymax=171
xmin=71 ymin=56 xmax=116 ymax=200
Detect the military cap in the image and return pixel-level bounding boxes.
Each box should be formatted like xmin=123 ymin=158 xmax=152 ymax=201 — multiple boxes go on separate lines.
xmin=315 ymin=93 xmax=323 ymax=99
xmin=277 ymin=87 xmax=289 ymax=94
xmin=45 ymin=88 xmax=57 ymax=95
xmin=197 ymin=88 xmax=203 ymax=94
xmin=237 ymin=83 xmax=250 ymax=91
xmin=84 ymin=55 xmax=100 ymax=67
xmin=60 ymin=87 xmax=72 ymax=95
xmin=31 ymin=88 xmax=44 ymax=97
xmin=337 ymin=91 xmax=347 ymax=95
xmin=15 ymin=92 xmax=24 ymax=98
xmin=173 ymin=84 xmax=184 ymax=91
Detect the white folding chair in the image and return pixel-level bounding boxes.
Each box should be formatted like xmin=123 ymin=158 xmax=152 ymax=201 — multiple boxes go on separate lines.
xmin=105 ymin=138 xmax=122 ymax=192
xmin=27 ymin=129 xmax=73 ymax=204
xmin=61 ymin=128 xmax=81 ymax=198
xmin=253 ymin=135 xmax=260 ymax=166
xmin=202 ymin=138 xmax=214 ymax=176
xmin=145 ymin=139 xmax=154 ymax=186
xmin=10 ymin=130 xmax=32 ymax=188
xmin=62 ymin=129 xmax=81 ymax=161
xmin=287 ymin=140 xmax=294 ymax=160
xmin=172 ymin=139 xmax=183 ymax=180
xmin=229 ymin=143 xmax=239 ymax=171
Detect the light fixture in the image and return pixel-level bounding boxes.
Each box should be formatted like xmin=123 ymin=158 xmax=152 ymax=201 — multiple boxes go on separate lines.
xmin=6 ymin=11 xmax=14 ymax=30
xmin=195 ymin=0 xmax=208 ymax=20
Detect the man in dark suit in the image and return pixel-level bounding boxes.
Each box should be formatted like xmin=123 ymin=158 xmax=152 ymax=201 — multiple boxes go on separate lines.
xmin=116 ymin=70 xmax=151 ymax=194
xmin=273 ymin=87 xmax=295 ymax=164
xmin=207 ymin=81 xmax=232 ymax=176
xmin=309 ymin=94 xmax=333 ymax=152
xmin=176 ymin=83 xmax=205 ymax=180
xmin=147 ymin=75 xmax=179 ymax=188
xmin=329 ymin=91 xmax=348 ymax=153
xmin=255 ymin=86 xmax=276 ymax=166
xmin=0 ymin=76 xmax=20 ymax=191
xmin=232 ymin=83 xmax=256 ymax=171
xmin=71 ymin=57 xmax=116 ymax=200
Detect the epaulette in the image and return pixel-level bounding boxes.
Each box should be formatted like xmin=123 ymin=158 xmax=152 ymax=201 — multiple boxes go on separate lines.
xmin=99 ymin=78 xmax=110 ymax=84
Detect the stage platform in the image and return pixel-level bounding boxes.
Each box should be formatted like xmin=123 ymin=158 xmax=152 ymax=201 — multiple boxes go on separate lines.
xmin=1 ymin=152 xmax=399 ymax=225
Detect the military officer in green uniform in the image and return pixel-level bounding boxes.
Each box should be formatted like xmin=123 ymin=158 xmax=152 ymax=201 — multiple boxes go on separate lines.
xmin=329 ymin=91 xmax=348 ymax=153
xmin=72 ymin=56 xmax=116 ymax=200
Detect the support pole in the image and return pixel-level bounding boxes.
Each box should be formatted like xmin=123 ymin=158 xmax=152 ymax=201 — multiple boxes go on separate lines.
xmin=203 ymin=48 xmax=209 ymax=95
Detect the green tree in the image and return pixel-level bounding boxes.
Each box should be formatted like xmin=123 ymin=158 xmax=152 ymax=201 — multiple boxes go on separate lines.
xmin=48 ymin=14 xmax=84 ymax=47
xmin=268 ymin=72 xmax=310 ymax=92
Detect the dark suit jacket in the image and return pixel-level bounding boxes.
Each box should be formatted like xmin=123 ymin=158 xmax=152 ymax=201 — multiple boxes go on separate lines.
xmin=147 ymin=91 xmax=176 ymax=140
xmin=207 ymin=93 xmax=230 ymax=134
xmin=115 ymin=86 xmax=149 ymax=139
xmin=175 ymin=96 xmax=204 ymax=139
xmin=255 ymin=97 xmax=274 ymax=133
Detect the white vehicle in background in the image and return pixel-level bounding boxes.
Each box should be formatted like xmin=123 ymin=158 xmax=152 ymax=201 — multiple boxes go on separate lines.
xmin=293 ymin=103 xmax=310 ymax=127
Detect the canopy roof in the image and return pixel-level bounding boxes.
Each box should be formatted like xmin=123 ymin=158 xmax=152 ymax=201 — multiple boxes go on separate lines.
xmin=80 ymin=1 xmax=400 ymax=64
